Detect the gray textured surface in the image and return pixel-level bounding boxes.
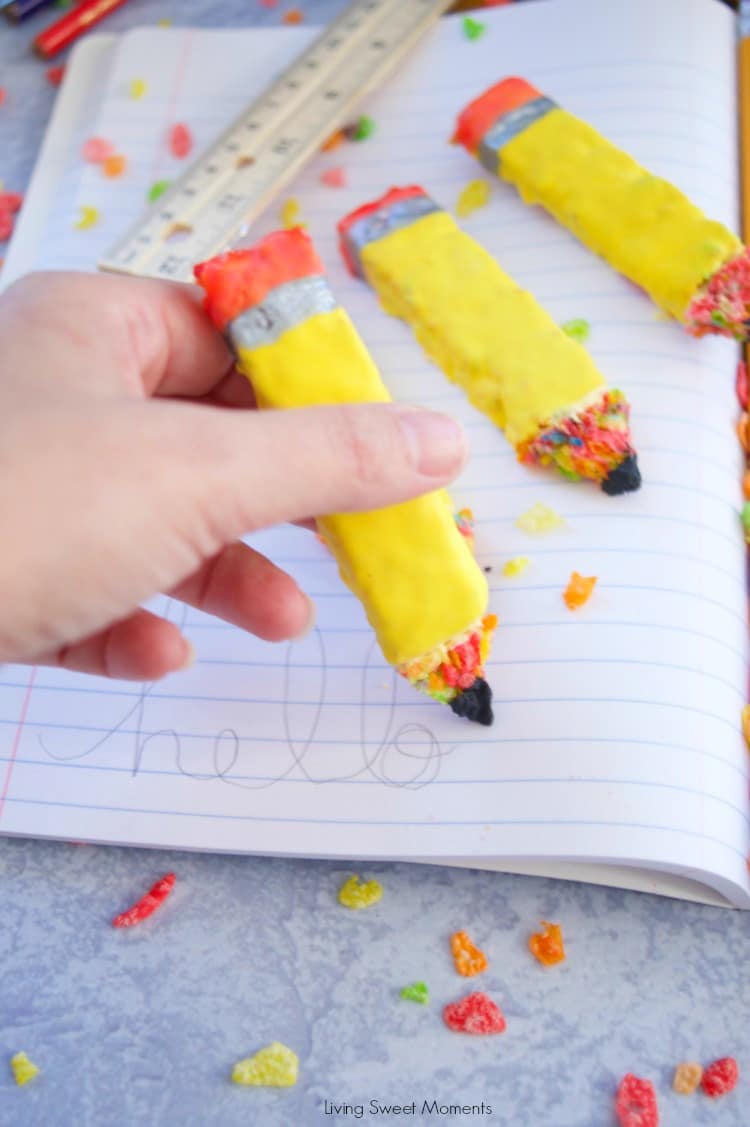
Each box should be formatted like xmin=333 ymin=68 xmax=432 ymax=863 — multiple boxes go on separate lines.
xmin=1 ymin=2 xmax=750 ymax=1125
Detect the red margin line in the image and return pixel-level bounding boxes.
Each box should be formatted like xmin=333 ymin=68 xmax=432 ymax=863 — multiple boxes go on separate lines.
xmin=0 ymin=666 xmax=37 ymax=819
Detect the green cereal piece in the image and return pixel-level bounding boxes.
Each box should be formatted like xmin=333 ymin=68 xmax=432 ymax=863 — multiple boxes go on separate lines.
xmin=741 ymin=502 xmax=750 ymax=540
xmin=147 ymin=179 xmax=171 ymax=204
xmin=561 ymin=318 xmax=591 ymax=344
xmin=352 ymin=115 xmax=376 ymax=142
xmin=462 ymin=16 xmax=486 ymax=41
xmin=400 ymin=982 xmax=429 ymax=1005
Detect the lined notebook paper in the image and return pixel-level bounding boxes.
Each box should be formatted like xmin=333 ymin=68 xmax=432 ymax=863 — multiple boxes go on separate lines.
xmin=2 ymin=0 xmax=748 ymax=908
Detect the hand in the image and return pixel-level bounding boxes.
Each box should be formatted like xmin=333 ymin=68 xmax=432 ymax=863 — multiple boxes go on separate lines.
xmin=0 ymin=272 xmax=467 ymax=680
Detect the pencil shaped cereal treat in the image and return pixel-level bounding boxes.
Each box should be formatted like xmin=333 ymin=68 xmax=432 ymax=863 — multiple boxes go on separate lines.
xmin=338 ymin=187 xmax=640 ymax=494
xmin=195 ymin=229 xmax=496 ymax=725
xmin=453 ymin=78 xmax=749 ymax=340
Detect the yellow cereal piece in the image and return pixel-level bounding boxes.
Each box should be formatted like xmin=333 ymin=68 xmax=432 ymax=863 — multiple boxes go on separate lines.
xmin=281 ymin=198 xmax=304 ymax=229
xmin=157 ymin=18 xmax=172 ymax=25
xmin=502 ymin=556 xmax=529 ymax=577
xmin=338 ymin=874 xmax=383 ymax=909
xmin=742 ymin=705 xmax=750 ymax=750
xmin=10 ymin=1052 xmax=40 ymax=1086
xmin=515 ymin=502 xmax=564 ymax=534
xmin=74 ymin=205 xmax=99 ymax=230
xmin=129 ymin=78 xmax=147 ymax=99
xmin=672 ymin=1061 xmax=702 ymax=1095
xmin=231 ymin=1042 xmax=298 ymax=1087
xmin=456 ymin=179 xmax=491 ymax=217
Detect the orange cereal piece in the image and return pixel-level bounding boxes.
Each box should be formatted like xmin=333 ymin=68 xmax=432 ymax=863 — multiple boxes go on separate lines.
xmin=450 ymin=930 xmax=488 ymax=977
xmin=672 ymin=1062 xmax=702 ymax=1095
xmin=528 ymin=920 xmax=566 ymax=966
xmin=321 ymin=129 xmax=346 ymax=152
xmin=563 ymin=571 xmax=597 ymax=610
xmin=744 ymin=466 xmax=750 ymax=501
xmin=102 ymin=153 xmax=127 ymax=178
xmin=283 ymin=8 xmax=303 ymax=23
xmin=737 ymin=413 xmax=750 ymax=454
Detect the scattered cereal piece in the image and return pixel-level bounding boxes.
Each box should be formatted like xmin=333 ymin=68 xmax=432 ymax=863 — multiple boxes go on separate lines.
xmin=321 ymin=128 xmax=347 ymax=152
xmin=103 ymin=154 xmax=128 ymax=178
xmin=400 ymin=982 xmax=429 ymax=1005
xmin=129 ymin=78 xmax=147 ymax=100
xmin=169 ymin=123 xmax=193 ymax=159
xmin=515 ymin=502 xmax=564 ymax=534
xmin=231 ymin=1042 xmax=298 ymax=1087
xmin=615 ymin=1074 xmax=659 ymax=1127
xmin=742 ymin=705 xmax=750 ymax=748
xmin=737 ymin=358 xmax=748 ymax=409
xmin=453 ymin=507 xmax=475 ymax=546
xmin=147 ymin=179 xmax=171 ymax=203
xmin=502 ymin=556 xmax=529 ymax=578
xmin=321 ymin=166 xmax=347 ymax=188
xmin=0 ymin=89 xmax=6 ymax=108
xmin=112 ymin=872 xmax=175 ymax=928
xmin=528 ymin=920 xmax=566 ymax=966
xmin=563 ymin=571 xmax=597 ymax=610
xmin=450 ymin=930 xmax=488 ymax=977
xmin=338 ymin=874 xmax=383 ymax=909
xmin=0 ymin=192 xmax=23 ymax=214
xmin=261 ymin=0 xmax=279 ymax=7
xmin=157 ymin=18 xmax=172 ymax=25
xmin=74 ymin=205 xmax=100 ymax=231
xmin=281 ymin=197 xmax=304 ymax=229
xmin=283 ymin=7 xmax=303 ymax=23
xmin=82 ymin=136 xmax=115 ymax=164
xmin=0 ymin=211 xmax=14 ymax=242
xmin=462 ymin=15 xmax=486 ymax=39
xmin=443 ymin=992 xmax=506 ymax=1035
xmin=737 ymin=412 xmax=750 ymax=454
xmin=672 ymin=1062 xmax=702 ymax=1095
xmin=46 ymin=65 xmax=66 ymax=87
xmin=349 ymin=115 xmax=375 ymax=142
xmin=456 ymin=178 xmax=490 ymax=217
xmin=10 ymin=1052 xmax=40 ymax=1087
xmin=743 ymin=467 xmax=750 ymax=501
xmin=561 ymin=318 xmax=591 ymax=343
xmin=701 ymin=1057 xmax=739 ymax=1098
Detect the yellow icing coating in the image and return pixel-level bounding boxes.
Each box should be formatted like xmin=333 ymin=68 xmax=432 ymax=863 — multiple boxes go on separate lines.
xmin=494 ymin=108 xmax=742 ymax=321
xmin=235 ymin=308 xmax=487 ymax=667
xmin=359 ymin=210 xmax=604 ymax=447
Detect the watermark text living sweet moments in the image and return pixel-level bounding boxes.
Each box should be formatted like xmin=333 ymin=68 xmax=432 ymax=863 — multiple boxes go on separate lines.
xmin=323 ymin=1101 xmax=493 ymax=1119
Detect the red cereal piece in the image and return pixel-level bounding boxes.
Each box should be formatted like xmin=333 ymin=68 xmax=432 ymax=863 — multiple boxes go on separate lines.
xmin=737 ymin=359 xmax=748 ymax=410
xmin=321 ymin=166 xmax=347 ymax=188
xmin=615 ymin=1074 xmax=659 ymax=1127
xmin=0 ymin=193 xmax=23 ymax=215
xmin=260 ymin=0 xmax=279 ymax=6
xmin=168 ymin=123 xmax=193 ymax=159
xmin=0 ymin=211 xmax=14 ymax=242
xmin=82 ymin=136 xmax=115 ymax=164
xmin=701 ymin=1057 xmax=739 ymax=1098
xmin=46 ymin=65 xmax=66 ymax=87
xmin=442 ymin=991 xmax=506 ymax=1035
xmin=0 ymin=88 xmax=6 ymax=107
xmin=112 ymin=872 xmax=176 ymax=928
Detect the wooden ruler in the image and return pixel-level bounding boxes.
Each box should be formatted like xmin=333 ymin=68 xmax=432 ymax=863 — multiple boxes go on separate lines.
xmin=99 ymin=0 xmax=454 ymax=282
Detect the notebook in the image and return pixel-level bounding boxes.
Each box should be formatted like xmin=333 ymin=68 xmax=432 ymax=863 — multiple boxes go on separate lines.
xmin=2 ymin=0 xmax=748 ymax=910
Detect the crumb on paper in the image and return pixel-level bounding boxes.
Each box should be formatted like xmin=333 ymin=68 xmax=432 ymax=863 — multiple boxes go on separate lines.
xmin=736 ymin=359 xmax=747 ymax=408
xmin=528 ymin=920 xmax=566 ymax=966
xmin=169 ymin=122 xmax=193 ymax=159
xmin=73 ymin=205 xmax=100 ymax=231
xmin=0 ymin=88 xmax=6 ymax=108
xmin=281 ymin=197 xmax=304 ymax=229
xmin=283 ymin=7 xmax=303 ymax=23
xmin=502 ymin=556 xmax=529 ymax=578
xmin=147 ymin=179 xmax=171 ymax=203
xmin=672 ymin=1062 xmax=702 ymax=1095
xmin=349 ymin=115 xmax=375 ymax=142
xmin=443 ymin=992 xmax=505 ymax=1035
xmin=231 ymin=1041 xmax=298 ymax=1087
xmin=515 ymin=502 xmax=564 ymax=534
xmin=10 ymin=1052 xmax=40 ymax=1087
xmin=563 ymin=571 xmax=597 ymax=610
xmin=338 ymin=874 xmax=383 ymax=909
xmin=400 ymin=982 xmax=429 ymax=1004
xmin=321 ymin=166 xmax=347 ymax=188
xmin=82 ymin=136 xmax=115 ymax=164
xmin=450 ymin=930 xmax=488 ymax=977
xmin=103 ymin=154 xmax=127 ymax=179
xmin=456 ymin=179 xmax=490 ymax=217
xmin=462 ymin=16 xmax=486 ymax=40
xmin=129 ymin=78 xmax=147 ymax=99
xmin=561 ymin=318 xmax=590 ymax=344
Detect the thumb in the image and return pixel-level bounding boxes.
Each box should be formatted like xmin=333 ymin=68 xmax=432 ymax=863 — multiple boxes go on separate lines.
xmin=154 ymin=398 xmax=469 ymax=540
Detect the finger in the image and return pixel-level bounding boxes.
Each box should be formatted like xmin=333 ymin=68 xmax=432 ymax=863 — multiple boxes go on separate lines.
xmin=36 ymin=608 xmax=194 ymax=681
xmin=197 ymin=365 xmax=257 ymax=409
xmin=170 ymin=541 xmax=314 ymax=642
xmin=151 ymin=399 xmax=468 ymax=541
xmin=0 ymin=271 xmax=233 ymax=400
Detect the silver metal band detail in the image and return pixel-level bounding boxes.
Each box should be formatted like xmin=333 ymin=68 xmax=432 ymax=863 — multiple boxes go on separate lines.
xmin=343 ymin=194 xmax=441 ymax=278
xmin=478 ymin=96 xmax=557 ymax=172
xmin=229 ymin=274 xmax=338 ymax=351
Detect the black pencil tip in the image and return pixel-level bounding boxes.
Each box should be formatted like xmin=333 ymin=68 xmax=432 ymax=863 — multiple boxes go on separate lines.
xmin=449 ymin=678 xmax=494 ymax=726
xmin=601 ymin=454 xmax=641 ymax=496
